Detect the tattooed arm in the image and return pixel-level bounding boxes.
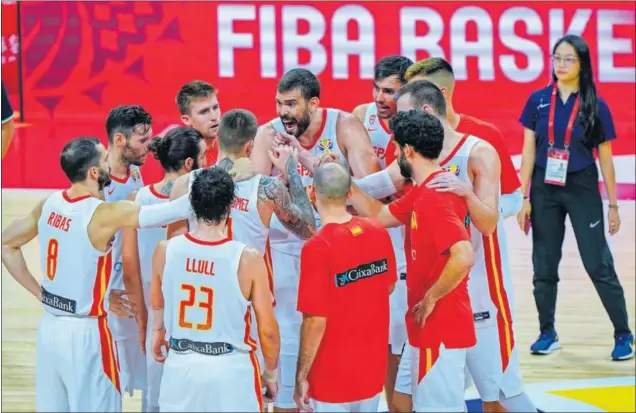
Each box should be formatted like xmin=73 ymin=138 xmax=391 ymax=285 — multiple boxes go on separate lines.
xmin=257 ymin=156 xmax=316 ymax=240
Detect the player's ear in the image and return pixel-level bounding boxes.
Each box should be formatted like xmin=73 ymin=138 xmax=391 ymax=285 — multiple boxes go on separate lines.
xmin=404 ymin=144 xmax=415 ymax=159
xmin=421 ymin=105 xmax=435 ymax=116
xmin=181 ymin=115 xmax=192 ymax=127
xmin=309 ymin=186 xmax=316 ymax=205
xmin=308 ymin=97 xmax=320 ymax=113
xmin=87 ymin=166 xmax=99 ymax=182
xmin=184 ymin=157 xmax=194 ymax=172
xmin=346 ymin=186 xmax=353 ymax=200
xmin=245 ymin=140 xmax=255 ymax=157
xmin=113 ymin=133 xmax=127 ymax=148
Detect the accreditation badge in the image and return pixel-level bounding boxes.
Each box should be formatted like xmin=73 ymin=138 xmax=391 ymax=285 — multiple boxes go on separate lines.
xmin=544 ymin=147 xmax=569 ymax=186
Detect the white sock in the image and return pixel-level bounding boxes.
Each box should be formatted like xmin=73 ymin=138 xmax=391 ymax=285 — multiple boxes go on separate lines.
xmin=500 ymin=392 xmax=538 ymax=412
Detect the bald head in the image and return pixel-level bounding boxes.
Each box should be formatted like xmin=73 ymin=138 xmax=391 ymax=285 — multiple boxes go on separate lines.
xmin=313 ymin=163 xmax=351 ymax=203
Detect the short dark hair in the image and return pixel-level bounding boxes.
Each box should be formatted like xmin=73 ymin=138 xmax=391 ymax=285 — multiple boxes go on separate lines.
xmin=176 ymin=80 xmax=217 ymax=116
xmin=405 ymin=57 xmax=454 ymax=82
xmin=105 ymin=105 xmax=152 ymax=143
xmin=277 ymin=68 xmax=320 ymax=101
xmin=374 ymin=55 xmax=414 ymax=85
xmin=389 ymin=110 xmax=444 ymax=160
xmin=148 ymin=127 xmax=203 ymax=172
xmin=218 ymin=109 xmax=258 ymax=154
xmin=189 ymin=167 xmax=235 ymax=226
xmin=394 ymin=80 xmax=447 ymax=117
xmin=60 ymin=137 xmax=103 ymax=183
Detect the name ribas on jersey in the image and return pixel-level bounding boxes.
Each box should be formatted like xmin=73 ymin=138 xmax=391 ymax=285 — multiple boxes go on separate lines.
xmin=46 ymin=212 xmax=72 ymax=232
xmin=185 ymin=257 xmax=216 ymax=277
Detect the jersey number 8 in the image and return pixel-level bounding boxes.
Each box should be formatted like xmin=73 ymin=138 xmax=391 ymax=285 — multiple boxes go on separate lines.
xmin=179 ymin=284 xmax=214 ymax=331
xmin=46 ymin=238 xmax=59 ymax=281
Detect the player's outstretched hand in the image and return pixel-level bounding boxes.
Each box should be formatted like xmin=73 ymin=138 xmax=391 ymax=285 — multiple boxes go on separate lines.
xmin=151 ymin=328 xmax=169 ymax=364
xmin=318 ymin=152 xmax=340 ymax=167
xmin=228 ymin=157 xmax=257 ymax=182
xmin=108 ymin=289 xmax=135 ymax=318
xmin=426 ymin=171 xmax=472 ymax=198
xmin=267 ymin=145 xmax=299 ymax=174
xmin=273 ymin=131 xmax=301 ymax=149
xmin=294 ymin=379 xmax=312 ymax=412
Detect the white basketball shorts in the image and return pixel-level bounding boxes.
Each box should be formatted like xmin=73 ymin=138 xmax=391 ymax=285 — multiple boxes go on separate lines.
xmin=466 ymin=324 xmax=525 ymax=401
xmin=36 ymin=312 xmax=121 ymax=412
xmin=159 ymin=350 xmax=264 ymax=412
xmin=410 ymin=344 xmax=467 ymax=413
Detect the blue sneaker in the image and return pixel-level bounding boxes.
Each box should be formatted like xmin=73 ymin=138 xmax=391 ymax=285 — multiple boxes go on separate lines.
xmin=611 ymin=333 xmax=635 ymax=361
xmin=530 ymin=331 xmax=561 ymax=355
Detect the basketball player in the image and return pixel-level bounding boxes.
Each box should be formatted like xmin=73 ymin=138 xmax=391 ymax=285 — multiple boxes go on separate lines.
xmin=176 ymin=80 xmax=222 ymax=166
xmin=149 ymin=167 xmax=280 ymax=412
xmin=0 ymin=137 xmax=214 ymax=412
xmin=252 ymin=68 xmax=382 ymax=413
xmin=295 ymin=163 xmax=397 ymax=413
xmin=345 ymin=110 xmax=477 ymax=412
xmin=351 ymin=55 xmax=413 ymax=410
xmin=102 ymin=105 xmax=154 ymax=406
xmin=393 ymin=81 xmax=537 ymax=412
xmin=121 ymin=127 xmax=207 ymax=412
xmin=405 ymin=57 xmax=523 ymax=219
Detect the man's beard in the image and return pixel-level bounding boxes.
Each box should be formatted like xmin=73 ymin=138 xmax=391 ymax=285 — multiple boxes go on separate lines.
xmin=121 ymin=144 xmax=146 ymax=167
xmin=97 ymin=168 xmax=112 ymax=192
xmin=281 ymin=111 xmax=312 ymax=138
xmin=397 ymin=151 xmax=412 ymax=179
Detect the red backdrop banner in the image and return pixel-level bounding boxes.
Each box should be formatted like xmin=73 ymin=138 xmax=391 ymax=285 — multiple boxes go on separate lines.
xmin=2 ymin=1 xmax=635 ymax=188
xmin=1 ymin=1 xmax=20 ymax=100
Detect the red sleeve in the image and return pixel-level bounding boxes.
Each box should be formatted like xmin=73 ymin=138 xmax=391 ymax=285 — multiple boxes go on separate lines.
xmin=297 ymin=236 xmax=331 ymax=316
xmin=483 ymin=126 xmax=521 ymax=195
xmin=424 ymin=193 xmax=470 ymax=254
xmin=388 ymin=186 xmax=417 ymax=225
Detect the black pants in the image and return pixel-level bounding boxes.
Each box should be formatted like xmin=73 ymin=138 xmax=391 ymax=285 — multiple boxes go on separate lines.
xmin=530 ymin=164 xmax=631 ymax=336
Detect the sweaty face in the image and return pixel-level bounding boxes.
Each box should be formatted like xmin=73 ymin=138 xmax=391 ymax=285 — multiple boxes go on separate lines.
xmin=373 ymin=75 xmax=402 ymax=119
xmin=184 ymin=95 xmax=221 ymax=140
xmin=397 ymin=148 xmax=412 ymax=179
xmin=276 ymin=89 xmax=312 ymax=138
xmin=121 ymin=124 xmax=153 ymax=166
xmin=552 ymin=42 xmax=580 ymax=83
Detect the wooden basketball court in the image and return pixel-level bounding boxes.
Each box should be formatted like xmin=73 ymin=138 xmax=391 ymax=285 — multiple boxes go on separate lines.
xmin=2 ymin=189 xmax=634 ymax=412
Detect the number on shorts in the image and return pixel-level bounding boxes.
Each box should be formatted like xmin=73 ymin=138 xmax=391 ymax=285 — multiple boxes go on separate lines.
xmin=226 ymin=216 xmax=233 ymax=239
xmin=46 ymin=238 xmax=59 ymax=281
xmin=178 ymin=284 xmax=214 ymax=331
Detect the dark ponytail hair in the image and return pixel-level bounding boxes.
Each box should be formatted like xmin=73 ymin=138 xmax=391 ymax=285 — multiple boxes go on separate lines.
xmin=551 ymin=34 xmax=604 ymax=149
xmin=148 ymin=127 xmax=203 ymax=172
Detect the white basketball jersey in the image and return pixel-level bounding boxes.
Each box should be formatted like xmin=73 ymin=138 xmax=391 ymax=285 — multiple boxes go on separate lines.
xmin=38 ymin=191 xmax=111 ymax=317
xmin=269 ymin=108 xmax=346 ymax=254
xmin=440 ymin=135 xmax=513 ymax=330
xmin=362 ymin=103 xmax=407 ymax=274
xmin=103 ymin=165 xmax=144 ymax=339
xmin=134 ymin=184 xmax=169 ymax=300
xmin=162 ymin=234 xmax=256 ymax=353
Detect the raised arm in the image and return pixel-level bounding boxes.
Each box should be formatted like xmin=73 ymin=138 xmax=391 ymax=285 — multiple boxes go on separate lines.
xmin=258 ymin=174 xmax=316 ymax=240
xmin=251 ymin=123 xmax=277 ymax=175
xmin=1 ymin=197 xmax=47 ymax=300
xmin=351 ymin=103 xmax=368 ymax=123
xmin=349 ymin=183 xmax=405 ymax=228
xmin=89 ymin=194 xmax=191 ymax=252
xmin=336 ymin=113 xmax=382 ymax=178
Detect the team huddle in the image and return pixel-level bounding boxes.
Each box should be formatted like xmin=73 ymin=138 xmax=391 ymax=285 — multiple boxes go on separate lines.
xmin=2 ymin=56 xmax=539 ymax=413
